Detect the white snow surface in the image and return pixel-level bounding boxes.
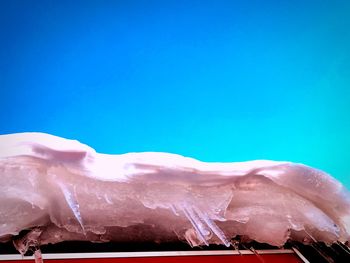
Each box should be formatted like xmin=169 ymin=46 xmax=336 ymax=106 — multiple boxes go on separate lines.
xmin=0 ymin=132 xmax=350 ymax=253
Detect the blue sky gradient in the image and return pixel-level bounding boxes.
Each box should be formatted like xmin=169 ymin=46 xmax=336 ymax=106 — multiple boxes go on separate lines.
xmin=1 ymin=1 xmax=350 ymax=187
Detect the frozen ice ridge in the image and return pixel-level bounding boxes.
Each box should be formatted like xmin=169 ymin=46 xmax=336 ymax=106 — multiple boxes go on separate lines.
xmin=0 ymin=132 xmax=350 ymax=253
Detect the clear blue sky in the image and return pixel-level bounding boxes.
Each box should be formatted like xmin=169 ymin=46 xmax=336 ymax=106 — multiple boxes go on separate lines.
xmin=1 ymin=1 xmax=350 ymax=187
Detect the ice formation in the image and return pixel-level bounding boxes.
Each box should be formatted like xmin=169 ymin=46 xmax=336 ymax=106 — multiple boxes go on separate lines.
xmin=0 ymin=132 xmax=350 ymax=254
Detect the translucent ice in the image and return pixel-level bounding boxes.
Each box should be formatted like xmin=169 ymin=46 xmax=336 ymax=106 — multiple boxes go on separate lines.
xmin=1 ymin=132 xmax=350 ymax=253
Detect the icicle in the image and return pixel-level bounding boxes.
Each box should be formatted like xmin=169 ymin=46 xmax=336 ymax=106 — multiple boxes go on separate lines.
xmin=170 ymin=204 xmax=179 ymax=216
xmin=303 ymin=229 xmax=317 ymax=243
xmin=34 ymin=248 xmax=43 ymax=263
xmin=58 ymin=182 xmax=85 ymax=233
xmin=336 ymin=241 xmax=350 ymax=255
xmin=250 ymin=247 xmax=265 ymax=263
xmin=182 ymin=205 xmax=209 ymax=245
xmin=310 ymin=243 xmax=335 ymax=263
xmin=232 ymin=239 xmax=241 ymax=255
xmin=104 ymin=193 xmax=113 ymax=204
xmin=192 ymin=206 xmax=230 ymax=247
xmin=13 ymin=228 xmax=42 ymax=256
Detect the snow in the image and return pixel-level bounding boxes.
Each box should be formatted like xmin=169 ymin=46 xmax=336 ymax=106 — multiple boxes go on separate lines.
xmin=0 ymin=132 xmax=349 ymax=253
